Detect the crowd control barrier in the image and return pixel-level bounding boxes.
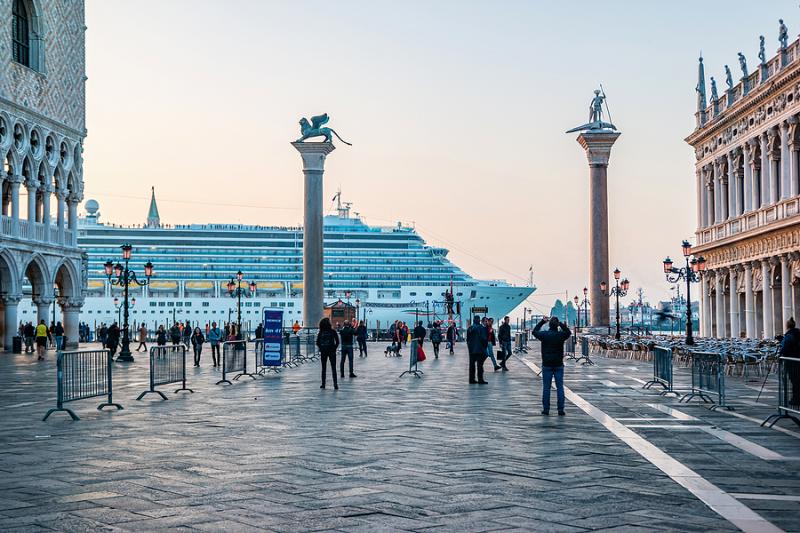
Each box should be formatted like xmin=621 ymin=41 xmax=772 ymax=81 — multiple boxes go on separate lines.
xmin=253 ymin=339 xmax=285 ymax=375
xmin=762 ymin=356 xmax=800 ymax=428
xmin=513 ymin=332 xmax=529 ymax=354
xmin=680 ymin=351 xmax=731 ymax=410
xmin=216 ymin=340 xmax=256 ymax=385
xmin=284 ymin=334 xmax=302 ymax=368
xmin=566 ymin=336 xmax=578 ymax=361
xmin=575 ymin=337 xmax=595 ymax=366
xmin=399 ymin=339 xmax=423 ymax=378
xmin=137 ymin=345 xmax=193 ymax=400
xmin=643 ymin=346 xmax=679 ymax=397
xmin=43 ymin=349 xmax=123 ymax=421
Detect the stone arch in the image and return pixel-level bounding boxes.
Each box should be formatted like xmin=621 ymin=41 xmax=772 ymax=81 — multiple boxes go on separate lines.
xmin=22 ymin=253 xmax=50 ymax=301
xmin=0 ymin=249 xmax=21 ymax=296
xmin=53 ymin=257 xmax=80 ymax=299
xmin=0 ymin=113 xmax=9 ymax=151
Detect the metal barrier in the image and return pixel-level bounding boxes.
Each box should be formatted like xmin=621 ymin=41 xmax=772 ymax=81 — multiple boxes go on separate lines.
xmin=762 ymin=356 xmax=800 ymax=428
xmin=216 ymin=340 xmax=255 ymax=385
xmin=680 ymin=351 xmax=731 ymax=410
xmin=137 ymin=345 xmax=194 ymax=400
xmin=284 ymin=334 xmax=301 ymax=367
xmin=253 ymin=339 xmax=285 ymax=375
xmin=575 ymin=336 xmax=595 ymax=366
xmin=643 ymin=346 xmax=679 ymax=396
xmin=399 ymin=339 xmax=423 ymax=378
xmin=565 ymin=336 xmax=577 ymax=361
xmin=513 ymin=332 xmax=529 ymax=354
xmin=43 ymin=349 xmax=123 ymax=421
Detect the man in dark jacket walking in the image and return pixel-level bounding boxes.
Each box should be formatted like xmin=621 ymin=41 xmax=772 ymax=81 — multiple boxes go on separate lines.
xmin=413 ymin=321 xmax=426 ymax=345
xmin=498 ymin=316 xmax=512 ymax=371
xmin=356 ymin=320 xmax=368 ymax=357
xmin=780 ymin=317 xmax=800 ymax=407
xmin=467 ymin=315 xmax=489 ymax=384
xmin=533 ymin=316 xmax=571 ymax=415
xmin=339 ymin=320 xmax=357 ymax=378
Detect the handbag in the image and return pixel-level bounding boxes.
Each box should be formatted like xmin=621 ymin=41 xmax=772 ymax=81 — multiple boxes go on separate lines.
xmin=417 ymin=345 xmax=427 ymax=362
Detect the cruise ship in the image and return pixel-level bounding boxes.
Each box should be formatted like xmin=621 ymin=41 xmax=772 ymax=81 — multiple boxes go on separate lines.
xmin=43 ymin=190 xmax=534 ymax=331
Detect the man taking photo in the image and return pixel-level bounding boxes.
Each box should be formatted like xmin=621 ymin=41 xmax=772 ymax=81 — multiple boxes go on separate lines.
xmin=533 ymin=316 xmax=571 ymax=416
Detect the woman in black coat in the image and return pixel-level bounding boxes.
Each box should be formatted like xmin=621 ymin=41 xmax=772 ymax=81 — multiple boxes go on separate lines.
xmin=316 ymin=317 xmax=340 ymax=389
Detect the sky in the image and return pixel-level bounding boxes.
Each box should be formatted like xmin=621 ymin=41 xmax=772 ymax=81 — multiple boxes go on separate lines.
xmin=81 ymin=0 xmax=800 ymax=317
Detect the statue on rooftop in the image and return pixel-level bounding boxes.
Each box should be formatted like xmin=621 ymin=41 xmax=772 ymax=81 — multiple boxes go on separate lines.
xmin=725 ymin=65 xmax=733 ymax=90
xmin=738 ymin=53 xmax=748 ymax=78
xmin=759 ymin=35 xmax=766 ymax=65
xmin=779 ymin=19 xmax=789 ymax=49
xmin=710 ymin=77 xmax=718 ymax=102
xmin=295 ymin=113 xmax=352 ymax=145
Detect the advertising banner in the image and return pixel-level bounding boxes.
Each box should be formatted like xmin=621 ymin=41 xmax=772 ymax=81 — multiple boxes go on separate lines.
xmin=262 ymin=309 xmax=283 ymax=367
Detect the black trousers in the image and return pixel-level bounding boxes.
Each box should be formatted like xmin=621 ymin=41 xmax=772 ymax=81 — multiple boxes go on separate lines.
xmin=357 ymin=338 xmax=367 ymax=356
xmin=340 ymin=346 xmax=354 ymax=376
xmin=320 ymin=350 xmax=338 ymax=387
xmin=136 ymin=341 xmax=147 ymax=352
xmin=211 ymin=343 xmax=221 ymax=366
xmin=193 ymin=345 xmax=202 ymax=365
xmin=469 ymin=352 xmax=486 ymax=382
xmin=432 ymin=341 xmax=441 ymax=356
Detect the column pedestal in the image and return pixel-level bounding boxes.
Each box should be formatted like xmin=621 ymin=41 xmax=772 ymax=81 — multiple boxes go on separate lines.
xmin=292 ymin=141 xmax=336 ymax=328
xmin=576 ymin=131 xmax=620 ymax=329
xmin=62 ymin=299 xmax=82 ymax=349
xmin=3 ymin=296 xmax=20 ymax=350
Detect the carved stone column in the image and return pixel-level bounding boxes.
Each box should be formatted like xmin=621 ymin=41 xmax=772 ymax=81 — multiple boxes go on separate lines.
xmin=781 ymin=254 xmax=792 ymax=331
xmin=789 ymin=116 xmax=799 ymax=197
xmin=696 ymin=168 xmax=704 ymax=228
xmin=744 ymin=262 xmax=755 ymax=338
xmin=2 ymin=295 xmax=20 ymax=350
xmin=67 ymin=196 xmax=79 ymax=246
xmin=9 ymin=175 xmax=21 ymax=236
xmin=762 ymin=258 xmax=774 ymax=338
xmin=713 ymin=159 xmax=724 ymax=222
xmin=744 ymin=140 xmax=754 ymax=212
xmin=56 ymin=190 xmax=66 ymax=245
xmin=729 ymin=267 xmax=740 ymax=338
xmin=726 ymin=151 xmax=735 ymax=219
xmin=26 ymin=180 xmax=38 ymax=226
xmin=768 ymin=128 xmax=781 ymax=203
xmin=733 ymin=149 xmax=744 ymax=217
xmin=703 ymin=274 xmax=713 ymax=337
xmin=781 ymin=120 xmax=792 ymax=200
xmin=715 ymin=269 xmax=727 ymax=338
xmin=61 ymin=298 xmax=83 ymax=349
xmin=706 ymin=171 xmax=715 ymax=226
xmin=41 ymin=184 xmax=51 ymax=242
xmin=761 ymin=131 xmax=770 ymax=208
xmin=32 ymin=297 xmax=53 ymax=326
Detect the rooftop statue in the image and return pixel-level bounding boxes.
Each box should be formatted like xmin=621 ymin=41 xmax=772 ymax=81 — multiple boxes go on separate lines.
xmin=696 ymin=56 xmax=706 ymax=111
xmin=779 ymin=19 xmax=789 ymax=49
xmin=724 ymin=65 xmax=733 ymax=90
xmin=738 ymin=52 xmax=748 ymax=78
xmin=710 ymin=77 xmax=718 ymax=102
xmin=295 ymin=113 xmax=352 ymax=145
xmin=565 ymin=88 xmax=617 ymax=133
xmin=759 ymin=35 xmax=766 ymax=65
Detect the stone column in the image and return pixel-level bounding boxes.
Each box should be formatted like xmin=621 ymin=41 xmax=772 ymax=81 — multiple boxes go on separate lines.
xmin=56 ymin=191 xmax=66 ymax=245
xmin=61 ymin=299 xmax=82 ymax=349
xmin=700 ymin=167 xmax=710 ymax=226
xmin=733 ymin=150 xmax=744 ymax=216
xmin=2 ymin=295 xmax=20 ymax=350
xmin=698 ymin=276 xmax=706 ymax=337
xmin=703 ymin=275 xmax=713 ymax=337
xmin=726 ymin=152 xmax=735 ymax=218
xmin=713 ymin=160 xmax=723 ymax=222
xmin=714 ymin=270 xmax=726 ymax=338
xmin=729 ymin=267 xmax=740 ymax=338
xmin=761 ymin=258 xmax=774 ymax=338
xmin=761 ymin=132 xmax=770 ymax=207
xmin=744 ymin=140 xmax=754 ymax=212
xmin=34 ymin=298 xmax=53 ymax=325
xmin=781 ymin=254 xmax=792 ymax=331
xmin=291 ymin=141 xmax=336 ymax=328
xmin=744 ymin=262 xmax=755 ymax=338
xmin=790 ymin=117 xmax=799 ymax=197
xmin=696 ymin=168 xmax=704 ymax=228
xmin=41 ymin=186 xmax=51 ymax=242
xmin=10 ymin=175 xmax=20 ymax=236
xmin=781 ymin=121 xmax=792 ymax=200
xmin=576 ymin=130 xmax=621 ymax=328
xmin=67 ymin=197 xmax=78 ymax=246
xmin=26 ymin=182 xmax=37 ymax=226
xmin=706 ymin=173 xmax=715 ymax=226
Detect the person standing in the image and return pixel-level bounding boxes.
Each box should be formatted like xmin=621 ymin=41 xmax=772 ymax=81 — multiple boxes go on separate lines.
xmin=446 ymin=322 xmax=456 ymax=355
xmin=23 ymin=321 xmax=35 ymax=354
xmin=156 ymin=325 xmax=167 ymax=346
xmin=413 ymin=321 xmax=426 ymax=346
xmin=316 ymin=317 xmax=339 ymax=389
xmin=190 ymin=327 xmax=205 ymax=366
xmin=339 ymin=320 xmax=357 ymax=378
xmin=356 ymin=320 xmax=368 ymax=357
xmin=99 ymin=323 xmax=108 ymax=347
xmin=207 ymin=321 xmax=223 ymax=367
xmin=498 ymin=316 xmax=512 ymax=371
xmin=136 ymin=324 xmax=148 ymax=352
xmin=467 ymin=315 xmax=489 ymax=384
xmin=292 ymin=321 xmax=301 ymax=335
xmin=392 ymin=320 xmax=403 ymax=355
xmin=35 ymin=319 xmax=49 ymax=360
xmin=254 ymin=322 xmax=264 ymax=341
xmin=430 ymin=321 xmax=442 ymax=358
xmin=170 ymin=323 xmax=181 ymax=345
xmin=780 ymin=317 xmax=800 ymax=408
xmin=52 ymin=321 xmax=64 ymax=351
xmin=182 ymin=320 xmax=192 ymax=345
xmin=106 ymin=322 xmax=120 ymax=359
xmin=484 ymin=318 xmax=500 ymax=371
xmin=533 ymin=316 xmax=571 ymax=416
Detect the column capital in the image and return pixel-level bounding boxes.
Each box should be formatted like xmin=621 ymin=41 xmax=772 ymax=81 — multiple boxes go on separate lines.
xmin=60 ymin=298 xmax=84 ymax=311
xmin=291 ymin=141 xmax=335 ymax=172
xmin=781 ymin=120 xmax=791 ymax=133
xmin=575 ymin=131 xmax=621 ymax=167
xmin=743 ymin=261 xmax=753 ymax=271
xmin=32 ymin=297 xmax=54 ymax=306
xmin=0 ymin=294 xmax=22 ymax=305
xmin=747 ymin=137 xmax=759 ymax=147
xmin=788 ymin=115 xmax=799 ymax=125
xmin=8 ymin=173 xmax=23 ymax=185
xmin=55 ymin=189 xmax=67 ymax=201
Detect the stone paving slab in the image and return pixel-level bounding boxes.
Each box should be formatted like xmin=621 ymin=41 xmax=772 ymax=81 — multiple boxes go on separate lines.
xmin=0 ymin=341 xmax=796 ymax=531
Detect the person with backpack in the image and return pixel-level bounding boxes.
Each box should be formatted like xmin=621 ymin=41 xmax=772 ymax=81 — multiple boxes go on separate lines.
xmin=533 ymin=316 xmax=571 ymax=416
xmin=498 ymin=316 xmax=512 ymax=371
xmin=356 ymin=320 xmax=368 ymax=357
xmin=207 ymin=321 xmax=223 ymax=367
xmin=339 ymin=320 xmax=357 ymax=379
xmin=467 ymin=316 xmax=489 ymax=384
xmin=190 ymin=327 xmax=205 ymax=366
xmin=430 ymin=321 xmax=443 ymax=358
xmin=316 ymin=317 xmax=340 ymax=389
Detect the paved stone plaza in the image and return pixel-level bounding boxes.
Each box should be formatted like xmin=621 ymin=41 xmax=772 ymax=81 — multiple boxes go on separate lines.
xmin=0 ymin=342 xmax=799 ymax=532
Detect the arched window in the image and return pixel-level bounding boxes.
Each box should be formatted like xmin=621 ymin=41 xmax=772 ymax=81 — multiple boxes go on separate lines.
xmin=12 ymin=0 xmax=30 ymax=67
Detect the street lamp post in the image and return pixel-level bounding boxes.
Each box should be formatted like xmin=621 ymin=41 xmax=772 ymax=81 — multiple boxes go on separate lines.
xmin=574 ymin=288 xmax=589 ymax=332
xmin=227 ymin=270 xmax=256 ymax=339
xmin=573 ymin=295 xmax=580 ymax=329
xmin=600 ymin=268 xmax=629 ymax=340
xmin=663 ymin=240 xmax=706 ymax=346
xmin=104 ymin=244 xmax=153 ymax=362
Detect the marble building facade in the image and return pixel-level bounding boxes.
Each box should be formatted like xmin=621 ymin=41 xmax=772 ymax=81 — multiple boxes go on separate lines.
xmin=0 ymin=0 xmax=86 ymax=349
xmin=689 ymin=25 xmax=800 ymax=340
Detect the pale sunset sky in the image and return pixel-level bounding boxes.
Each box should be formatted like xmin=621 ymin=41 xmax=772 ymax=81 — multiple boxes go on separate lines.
xmin=81 ymin=0 xmax=799 ymax=315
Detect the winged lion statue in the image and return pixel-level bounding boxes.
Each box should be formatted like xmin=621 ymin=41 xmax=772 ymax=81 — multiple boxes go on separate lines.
xmin=296 ymin=114 xmax=352 ymax=145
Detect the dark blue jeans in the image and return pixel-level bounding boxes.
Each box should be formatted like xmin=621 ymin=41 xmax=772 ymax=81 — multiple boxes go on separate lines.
xmin=340 ymin=345 xmax=354 ymax=376
xmin=541 ymin=365 xmax=565 ymax=413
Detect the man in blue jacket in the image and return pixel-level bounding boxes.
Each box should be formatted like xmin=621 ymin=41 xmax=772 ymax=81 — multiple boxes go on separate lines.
xmin=533 ymin=316 xmax=571 ymax=416
xmin=467 ymin=315 xmax=489 ymax=384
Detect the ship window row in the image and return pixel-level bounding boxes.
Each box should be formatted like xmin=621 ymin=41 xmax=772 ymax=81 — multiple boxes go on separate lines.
xmin=80 ymin=240 xmax=416 ymax=249
xmin=80 ymin=230 xmax=421 ymax=242
xmin=85 ymin=257 xmax=450 ymax=267
xmin=83 ymin=248 xmax=436 ymax=258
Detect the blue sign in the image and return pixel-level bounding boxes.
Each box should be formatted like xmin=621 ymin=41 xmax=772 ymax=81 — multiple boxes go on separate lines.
xmin=262 ymin=309 xmax=283 ymax=367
